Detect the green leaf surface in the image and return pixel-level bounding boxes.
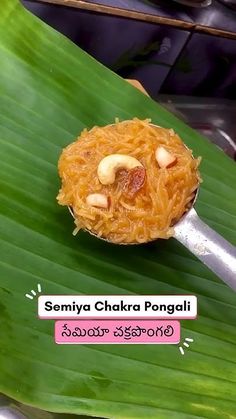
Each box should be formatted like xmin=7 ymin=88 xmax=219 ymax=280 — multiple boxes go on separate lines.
xmin=0 ymin=1 xmax=236 ymax=418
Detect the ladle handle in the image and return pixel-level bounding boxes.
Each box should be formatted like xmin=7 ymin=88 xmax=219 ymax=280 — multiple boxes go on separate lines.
xmin=173 ymin=208 xmax=236 ymax=291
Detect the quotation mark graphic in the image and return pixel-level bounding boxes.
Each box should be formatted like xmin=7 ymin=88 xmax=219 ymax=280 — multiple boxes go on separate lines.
xmin=25 ymin=283 xmax=42 ymax=300
xmin=179 ymin=337 xmax=194 ymax=355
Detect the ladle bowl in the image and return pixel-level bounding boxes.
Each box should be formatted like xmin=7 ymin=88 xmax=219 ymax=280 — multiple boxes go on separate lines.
xmin=68 ymin=122 xmax=236 ymax=291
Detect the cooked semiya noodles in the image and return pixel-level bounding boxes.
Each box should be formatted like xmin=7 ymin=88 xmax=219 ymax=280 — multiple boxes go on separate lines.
xmin=57 ymin=118 xmax=201 ymax=244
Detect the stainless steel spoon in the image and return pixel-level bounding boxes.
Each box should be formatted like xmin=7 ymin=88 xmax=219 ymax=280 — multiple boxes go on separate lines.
xmin=174 ymin=206 xmax=236 ymax=290
xmin=68 ymin=122 xmax=236 ymax=291
xmin=70 ymin=202 xmax=236 ymax=291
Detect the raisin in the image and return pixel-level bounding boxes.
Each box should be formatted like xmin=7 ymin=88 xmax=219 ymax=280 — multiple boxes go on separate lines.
xmin=126 ymin=167 xmax=146 ymax=198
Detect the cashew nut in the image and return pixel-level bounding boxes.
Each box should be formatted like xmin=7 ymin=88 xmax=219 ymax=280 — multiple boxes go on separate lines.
xmin=86 ymin=193 xmax=109 ymax=209
xmin=155 ymin=147 xmax=177 ymax=169
xmin=97 ymin=154 xmax=143 ymax=185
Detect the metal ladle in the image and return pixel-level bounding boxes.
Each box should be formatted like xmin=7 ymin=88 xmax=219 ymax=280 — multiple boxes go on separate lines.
xmin=173 ymin=202 xmax=236 ymax=291
xmin=70 ymin=197 xmax=236 ymax=291
xmin=68 ymin=122 xmax=236 ymax=291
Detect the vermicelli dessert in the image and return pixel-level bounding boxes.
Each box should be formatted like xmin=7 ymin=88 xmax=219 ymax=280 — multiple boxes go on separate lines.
xmin=57 ymin=118 xmax=201 ymax=244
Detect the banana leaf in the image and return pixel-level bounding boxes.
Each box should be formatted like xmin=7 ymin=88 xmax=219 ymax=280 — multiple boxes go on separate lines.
xmin=0 ymin=1 xmax=236 ymax=418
